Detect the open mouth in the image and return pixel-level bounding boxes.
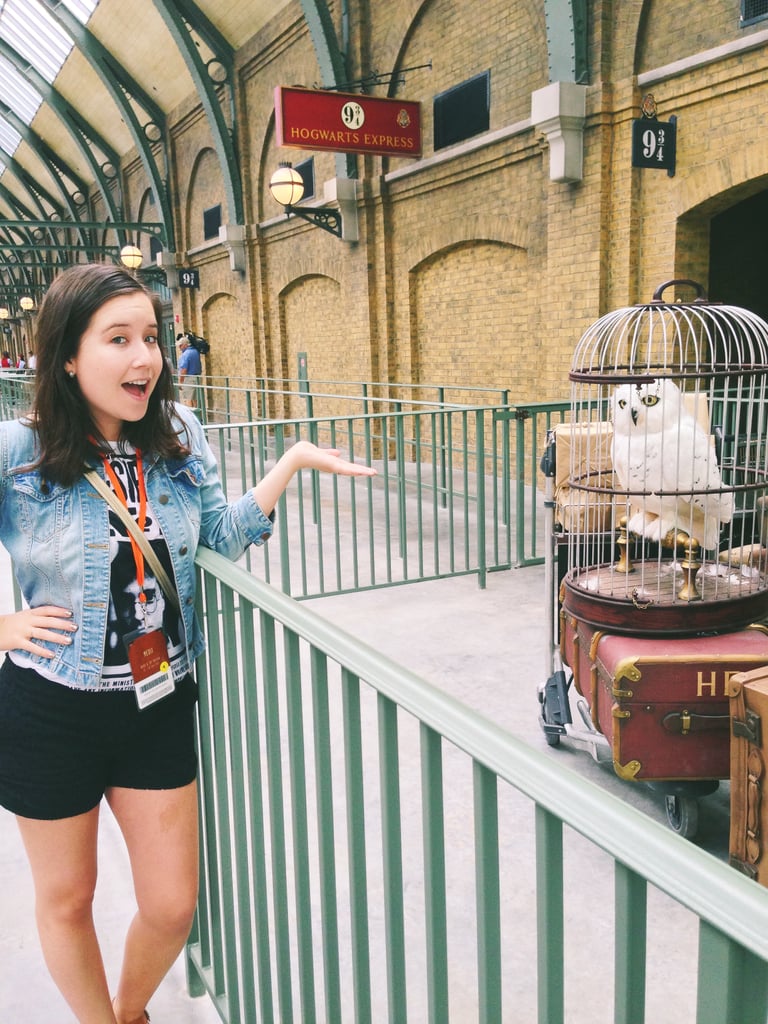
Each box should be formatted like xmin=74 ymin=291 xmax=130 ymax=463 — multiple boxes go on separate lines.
xmin=123 ymin=379 xmax=149 ymax=398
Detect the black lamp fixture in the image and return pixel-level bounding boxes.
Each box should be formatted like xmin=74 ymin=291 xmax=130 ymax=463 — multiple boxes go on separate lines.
xmin=269 ymin=162 xmax=358 ymax=241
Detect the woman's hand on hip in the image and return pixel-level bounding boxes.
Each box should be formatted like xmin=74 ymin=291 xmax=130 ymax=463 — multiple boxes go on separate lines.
xmin=0 ymin=607 xmax=77 ymax=658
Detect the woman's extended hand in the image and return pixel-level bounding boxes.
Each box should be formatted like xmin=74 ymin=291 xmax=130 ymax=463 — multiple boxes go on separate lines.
xmin=287 ymin=440 xmax=378 ymax=477
xmin=252 ymin=440 xmax=376 ymax=517
xmin=0 ymin=606 xmax=77 ymax=658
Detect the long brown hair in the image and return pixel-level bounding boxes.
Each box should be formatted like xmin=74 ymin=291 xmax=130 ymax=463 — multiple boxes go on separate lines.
xmin=31 ymin=262 xmax=189 ymax=485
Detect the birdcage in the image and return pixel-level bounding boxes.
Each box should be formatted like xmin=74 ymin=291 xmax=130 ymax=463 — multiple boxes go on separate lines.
xmin=559 ymin=279 xmax=768 ymax=637
xmin=538 ymin=281 xmax=768 ymax=836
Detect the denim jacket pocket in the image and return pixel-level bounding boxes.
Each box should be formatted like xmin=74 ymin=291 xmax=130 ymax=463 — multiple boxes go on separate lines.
xmin=10 ymin=472 xmax=70 ymax=543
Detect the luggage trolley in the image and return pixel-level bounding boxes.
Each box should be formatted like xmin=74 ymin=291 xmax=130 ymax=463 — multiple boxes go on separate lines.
xmin=538 ymin=280 xmax=768 ymax=838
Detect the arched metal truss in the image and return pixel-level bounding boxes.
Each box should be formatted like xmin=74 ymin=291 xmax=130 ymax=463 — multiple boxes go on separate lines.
xmin=0 ymin=0 xmax=589 ymax=295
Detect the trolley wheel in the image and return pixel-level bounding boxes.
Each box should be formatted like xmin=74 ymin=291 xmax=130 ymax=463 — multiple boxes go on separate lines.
xmin=544 ymin=730 xmax=561 ymax=748
xmin=664 ymin=794 xmax=699 ymax=839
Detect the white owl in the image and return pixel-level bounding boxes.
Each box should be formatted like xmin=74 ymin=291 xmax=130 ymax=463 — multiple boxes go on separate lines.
xmin=610 ymin=379 xmax=733 ymax=550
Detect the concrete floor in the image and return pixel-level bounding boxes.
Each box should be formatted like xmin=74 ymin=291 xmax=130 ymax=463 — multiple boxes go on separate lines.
xmin=0 ymin=538 xmax=732 ymax=1022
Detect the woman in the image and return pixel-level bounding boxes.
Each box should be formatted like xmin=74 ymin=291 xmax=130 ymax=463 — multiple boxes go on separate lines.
xmin=0 ymin=263 xmax=375 ymax=1024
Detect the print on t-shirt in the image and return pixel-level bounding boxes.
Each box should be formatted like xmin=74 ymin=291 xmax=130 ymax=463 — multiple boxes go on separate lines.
xmin=101 ymin=447 xmax=188 ymax=690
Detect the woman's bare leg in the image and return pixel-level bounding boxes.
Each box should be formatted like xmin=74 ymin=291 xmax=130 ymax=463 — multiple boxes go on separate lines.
xmin=106 ymin=781 xmax=198 ymax=1024
xmin=16 ymin=804 xmax=117 ymax=1024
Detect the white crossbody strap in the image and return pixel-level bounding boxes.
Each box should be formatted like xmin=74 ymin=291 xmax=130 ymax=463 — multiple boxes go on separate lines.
xmin=84 ymin=468 xmax=181 ymax=613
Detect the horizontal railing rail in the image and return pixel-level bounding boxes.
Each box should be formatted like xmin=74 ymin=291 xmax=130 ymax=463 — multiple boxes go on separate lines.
xmin=188 ymin=547 xmax=768 ymax=1024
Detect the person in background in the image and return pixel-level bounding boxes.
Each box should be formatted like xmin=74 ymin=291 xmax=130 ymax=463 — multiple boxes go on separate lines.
xmin=27 ymin=350 xmax=37 ymax=370
xmin=0 ymin=262 xmax=376 ymax=1024
xmin=176 ymin=333 xmax=201 ymax=408
xmin=0 ymin=351 xmax=10 ymax=368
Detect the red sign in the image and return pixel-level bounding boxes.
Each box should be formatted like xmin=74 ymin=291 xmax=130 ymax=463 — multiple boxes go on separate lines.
xmin=275 ymin=86 xmax=421 ymax=158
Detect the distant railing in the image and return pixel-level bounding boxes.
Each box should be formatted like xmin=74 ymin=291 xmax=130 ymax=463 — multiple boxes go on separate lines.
xmin=204 ymin=404 xmax=531 ymax=597
xmin=0 ymin=373 xmax=571 ymax=584
xmin=187 ymin=548 xmax=768 ymax=1024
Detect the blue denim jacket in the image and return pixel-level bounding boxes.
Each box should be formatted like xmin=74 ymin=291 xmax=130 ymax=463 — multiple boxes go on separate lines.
xmin=0 ymin=404 xmax=273 ymax=688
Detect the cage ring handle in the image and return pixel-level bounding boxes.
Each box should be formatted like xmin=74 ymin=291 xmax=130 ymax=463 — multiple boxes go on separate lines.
xmin=652 ymin=279 xmax=708 ymax=303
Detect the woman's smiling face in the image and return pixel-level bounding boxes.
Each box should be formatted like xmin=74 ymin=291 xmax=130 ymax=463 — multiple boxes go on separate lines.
xmin=64 ymin=291 xmax=164 ymax=441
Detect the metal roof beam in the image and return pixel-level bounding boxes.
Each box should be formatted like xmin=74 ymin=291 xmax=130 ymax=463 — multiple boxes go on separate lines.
xmin=0 ymin=36 xmax=122 ymax=222
xmin=543 ymin=0 xmax=589 ymax=83
xmin=39 ymin=0 xmax=175 ymax=249
xmin=150 ymin=0 xmax=243 ymax=226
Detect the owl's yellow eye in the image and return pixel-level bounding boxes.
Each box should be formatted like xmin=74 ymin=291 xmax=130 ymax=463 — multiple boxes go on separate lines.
xmin=618 ymin=399 xmax=627 ymax=409
xmin=641 ymin=394 xmax=660 ymax=407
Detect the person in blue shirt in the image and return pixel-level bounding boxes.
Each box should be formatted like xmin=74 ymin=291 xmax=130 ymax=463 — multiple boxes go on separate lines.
xmin=0 ymin=262 xmax=376 ymax=1024
xmin=176 ymin=333 xmax=202 ymax=407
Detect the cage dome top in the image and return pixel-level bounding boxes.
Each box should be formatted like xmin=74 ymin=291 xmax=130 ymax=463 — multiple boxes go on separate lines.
xmin=570 ymin=279 xmax=768 ymax=385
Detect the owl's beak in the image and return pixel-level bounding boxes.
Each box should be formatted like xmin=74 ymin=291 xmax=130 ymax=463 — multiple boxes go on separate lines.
xmin=631 ymin=408 xmax=638 ymax=426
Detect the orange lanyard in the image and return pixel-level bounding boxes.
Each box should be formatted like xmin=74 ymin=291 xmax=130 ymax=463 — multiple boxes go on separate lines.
xmin=100 ymin=448 xmax=149 ymax=605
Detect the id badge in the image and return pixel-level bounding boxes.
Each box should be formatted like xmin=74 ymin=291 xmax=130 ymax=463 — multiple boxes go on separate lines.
xmin=124 ymin=627 xmax=176 ymax=710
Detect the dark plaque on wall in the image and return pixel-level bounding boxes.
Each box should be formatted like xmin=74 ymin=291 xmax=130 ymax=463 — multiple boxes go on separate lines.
xmin=632 ymin=116 xmax=677 ymax=176
xmin=179 ymin=268 xmax=200 ymax=289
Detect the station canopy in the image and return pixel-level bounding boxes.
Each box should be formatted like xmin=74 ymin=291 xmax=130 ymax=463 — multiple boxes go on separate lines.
xmin=0 ymin=0 xmax=289 ymax=304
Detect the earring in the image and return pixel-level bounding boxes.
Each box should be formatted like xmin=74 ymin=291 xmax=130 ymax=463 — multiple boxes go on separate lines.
xmin=67 ymin=370 xmax=75 ymax=378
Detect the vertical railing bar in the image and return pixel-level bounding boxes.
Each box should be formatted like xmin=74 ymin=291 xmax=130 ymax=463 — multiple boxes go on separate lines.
xmin=474 ymin=760 xmax=501 ymax=1023
xmin=475 ymin=410 xmax=487 ymax=588
xmin=273 ymin=424 xmax=292 ymax=595
xmin=364 ymin=413 xmax=378 ymax=586
xmin=462 ymin=411 xmax=471 ymax=570
xmin=342 ymin=668 xmax=373 ymax=1022
xmin=446 ymin=411 xmax=456 ymax=573
xmin=310 ymin=646 xmax=343 ymax=1023
xmin=284 ymin=626 xmax=318 ymax=1023
xmin=382 ymin=412 xmax=394 ymax=581
xmin=218 ymin=586 xmax=260 ymax=1024
xmin=420 ymin=723 xmax=450 ymax=1022
xmin=414 ymin=414 xmax=424 ymax=577
xmin=697 ymin=921 xmax=768 ymax=1024
xmin=330 ymin=419 xmax=343 ymax=591
xmin=430 ymin=412 xmax=440 ymax=577
xmin=395 ymin=408 xmax=408 ymax=570
xmin=614 ymin=861 xmax=647 ymax=1024
xmin=378 ymin=693 xmax=408 ymax=1024
xmin=535 ymin=804 xmax=565 ymax=1024
xmin=260 ymin=608 xmax=295 ymax=1022
xmin=239 ymin=595 xmax=277 ymax=1023
xmin=346 ymin=417 xmax=361 ymax=589
xmin=189 ymin=571 xmax=218 ymax=990
xmin=198 ymin=573 xmax=228 ymax=1001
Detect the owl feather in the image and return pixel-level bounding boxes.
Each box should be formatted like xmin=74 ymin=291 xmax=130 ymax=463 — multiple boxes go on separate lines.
xmin=610 ymin=379 xmax=733 ymax=549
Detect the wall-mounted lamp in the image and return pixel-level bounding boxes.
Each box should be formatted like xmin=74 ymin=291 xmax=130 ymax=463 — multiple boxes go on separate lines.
xmin=0 ymin=307 xmax=9 ymax=320
xmin=269 ymin=162 xmax=358 ymax=242
xmin=19 ymin=296 xmax=34 ymax=312
xmin=120 ymin=244 xmax=143 ymax=270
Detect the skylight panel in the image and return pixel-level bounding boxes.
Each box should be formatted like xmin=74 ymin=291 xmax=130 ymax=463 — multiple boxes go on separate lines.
xmin=2 ymin=0 xmax=74 ymax=83
xmin=0 ymin=54 xmax=42 ymax=124
xmin=0 ymin=117 xmax=21 ymax=156
xmin=60 ymin=0 xmax=99 ymax=24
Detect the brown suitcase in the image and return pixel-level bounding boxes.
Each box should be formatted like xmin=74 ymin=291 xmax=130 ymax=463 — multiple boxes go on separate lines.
xmin=729 ymin=667 xmax=768 ymax=883
xmin=561 ymin=617 xmax=768 ymax=783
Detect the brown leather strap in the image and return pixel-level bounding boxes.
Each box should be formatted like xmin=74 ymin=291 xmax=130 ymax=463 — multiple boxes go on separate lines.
xmin=661 ymin=710 xmax=729 ymax=735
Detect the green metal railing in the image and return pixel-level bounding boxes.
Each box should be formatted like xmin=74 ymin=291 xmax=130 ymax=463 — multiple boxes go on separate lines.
xmin=187 ymin=548 xmax=768 ymax=1024
xmin=203 ymin=405 xmax=537 ymax=597
xmin=0 ymin=373 xmax=570 ymax=581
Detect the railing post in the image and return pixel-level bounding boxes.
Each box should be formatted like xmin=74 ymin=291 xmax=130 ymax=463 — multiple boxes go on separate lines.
xmin=515 ymin=407 xmax=530 ymax=567
xmin=536 ymin=805 xmax=565 ymax=1024
xmin=476 ymin=410 xmax=487 ymax=589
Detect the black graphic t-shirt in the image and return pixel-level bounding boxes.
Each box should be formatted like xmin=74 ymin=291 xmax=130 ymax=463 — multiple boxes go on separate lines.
xmin=100 ymin=445 xmax=189 ymax=691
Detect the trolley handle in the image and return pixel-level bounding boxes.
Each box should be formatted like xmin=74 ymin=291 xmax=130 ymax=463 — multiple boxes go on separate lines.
xmin=652 ymin=279 xmax=708 ymax=303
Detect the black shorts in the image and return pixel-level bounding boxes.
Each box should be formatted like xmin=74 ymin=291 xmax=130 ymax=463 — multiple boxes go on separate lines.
xmin=0 ymin=656 xmax=198 ymax=820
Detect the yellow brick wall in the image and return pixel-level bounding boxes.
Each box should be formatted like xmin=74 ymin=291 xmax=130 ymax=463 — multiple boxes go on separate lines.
xmin=110 ymin=0 xmax=768 ymax=409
